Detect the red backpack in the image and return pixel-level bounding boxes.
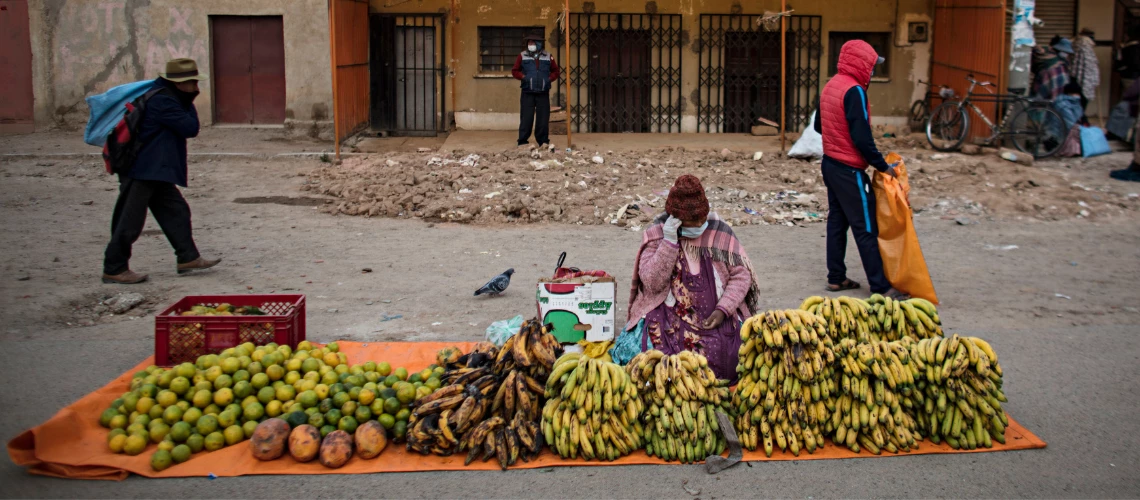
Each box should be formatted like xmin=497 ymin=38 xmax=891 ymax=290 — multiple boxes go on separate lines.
xmin=102 ymin=87 xmax=166 ymax=175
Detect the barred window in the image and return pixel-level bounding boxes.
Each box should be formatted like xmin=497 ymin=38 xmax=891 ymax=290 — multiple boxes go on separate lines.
xmin=828 ymin=32 xmax=891 ymax=77
xmin=479 ymin=26 xmax=542 ymax=73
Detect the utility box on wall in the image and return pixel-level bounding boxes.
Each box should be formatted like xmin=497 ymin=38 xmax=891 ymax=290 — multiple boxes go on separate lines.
xmin=908 ymin=22 xmax=929 ymax=43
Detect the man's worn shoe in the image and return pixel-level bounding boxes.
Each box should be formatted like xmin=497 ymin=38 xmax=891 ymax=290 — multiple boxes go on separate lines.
xmin=177 ymin=257 xmax=221 ymax=275
xmin=102 ymin=270 xmax=149 ymax=284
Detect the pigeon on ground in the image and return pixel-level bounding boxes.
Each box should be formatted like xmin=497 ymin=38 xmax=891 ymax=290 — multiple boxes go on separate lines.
xmin=474 ymin=268 xmax=514 ymax=296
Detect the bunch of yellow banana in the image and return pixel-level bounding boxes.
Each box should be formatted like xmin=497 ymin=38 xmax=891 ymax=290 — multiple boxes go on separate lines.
xmin=831 ymin=337 xmax=924 ymax=454
xmin=625 ymin=350 xmax=732 ymax=463
xmin=799 ymin=296 xmax=876 ymax=341
xmin=541 ymin=353 xmax=644 ymax=461
xmin=733 ymin=309 xmax=837 ymax=456
xmin=452 ymin=319 xmax=560 ymax=469
xmin=909 ymin=334 xmax=1008 ymax=450
xmin=865 ymin=295 xmax=943 ymax=341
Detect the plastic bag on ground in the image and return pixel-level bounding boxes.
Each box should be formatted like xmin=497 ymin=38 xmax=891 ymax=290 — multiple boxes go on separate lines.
xmin=1079 ymin=126 xmax=1111 ymax=158
xmin=873 ymin=153 xmax=939 ymax=304
xmin=84 ymin=80 xmax=154 ymax=147
xmin=485 ymin=315 xmax=523 ymax=346
xmin=788 ymin=111 xmax=823 ymax=159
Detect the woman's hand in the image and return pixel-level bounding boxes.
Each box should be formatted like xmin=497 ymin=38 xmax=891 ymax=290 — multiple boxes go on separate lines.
xmin=701 ymin=310 xmax=726 ymax=330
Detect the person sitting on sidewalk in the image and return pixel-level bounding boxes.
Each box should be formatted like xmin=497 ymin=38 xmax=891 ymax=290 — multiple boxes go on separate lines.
xmin=102 ymin=58 xmax=220 ymax=284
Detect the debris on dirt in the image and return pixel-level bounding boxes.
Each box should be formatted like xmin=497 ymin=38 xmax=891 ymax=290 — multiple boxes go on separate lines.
xmin=362 ymin=268 xmax=373 ymax=273
xmin=104 ymin=292 xmax=146 ymax=314
xmin=303 ymin=137 xmax=1140 ymax=225
xmin=682 ymin=479 xmax=701 ymax=496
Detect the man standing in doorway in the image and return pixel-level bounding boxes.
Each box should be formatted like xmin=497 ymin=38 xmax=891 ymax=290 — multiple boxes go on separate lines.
xmin=102 ymin=58 xmax=220 ymax=284
xmin=814 ymin=40 xmax=908 ymax=300
xmin=512 ymin=30 xmax=561 ymax=150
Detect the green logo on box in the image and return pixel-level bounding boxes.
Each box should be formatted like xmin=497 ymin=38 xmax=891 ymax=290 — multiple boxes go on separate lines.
xmin=577 ymin=300 xmax=612 ymax=315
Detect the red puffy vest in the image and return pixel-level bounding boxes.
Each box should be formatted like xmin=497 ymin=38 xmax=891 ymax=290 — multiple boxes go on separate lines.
xmin=820 ymin=40 xmax=878 ymax=169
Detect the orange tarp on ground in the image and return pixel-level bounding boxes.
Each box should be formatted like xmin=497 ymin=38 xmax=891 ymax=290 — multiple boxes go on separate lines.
xmin=8 ymin=342 xmax=1046 ymax=480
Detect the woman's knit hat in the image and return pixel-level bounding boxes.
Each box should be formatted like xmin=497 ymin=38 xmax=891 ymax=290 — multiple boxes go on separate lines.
xmin=665 ymin=174 xmax=710 ymax=221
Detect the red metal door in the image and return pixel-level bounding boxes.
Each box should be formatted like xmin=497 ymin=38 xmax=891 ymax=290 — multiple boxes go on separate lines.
xmin=0 ymin=0 xmax=35 ymax=134
xmin=931 ymin=0 xmax=1006 ymax=139
xmin=250 ymin=17 xmax=286 ymax=123
xmin=211 ymin=16 xmax=285 ymax=124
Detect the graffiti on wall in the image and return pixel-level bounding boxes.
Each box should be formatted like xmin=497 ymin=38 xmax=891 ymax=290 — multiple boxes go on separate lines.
xmin=49 ymin=0 xmax=207 ymax=124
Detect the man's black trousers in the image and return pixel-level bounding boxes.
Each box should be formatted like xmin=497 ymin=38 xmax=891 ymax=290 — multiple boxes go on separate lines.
xmin=518 ymin=92 xmax=550 ymax=146
xmin=821 ymin=159 xmax=891 ymax=294
xmin=104 ymin=178 xmax=200 ymax=275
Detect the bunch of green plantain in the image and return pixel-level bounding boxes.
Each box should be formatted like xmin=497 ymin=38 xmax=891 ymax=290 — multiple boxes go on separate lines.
xmin=458 ymin=320 xmax=561 ymax=469
xmin=625 ymin=350 xmax=732 ymax=464
xmin=866 ymin=294 xmax=943 ymax=341
xmin=541 ymin=353 xmax=643 ymax=461
xmin=800 ymin=296 xmax=877 ymax=342
xmin=831 ymin=337 xmax=924 ymax=454
xmin=733 ymin=309 xmax=838 ymax=456
xmin=406 ymin=341 xmax=499 ymax=456
xmin=909 ymin=334 xmax=1008 ymax=450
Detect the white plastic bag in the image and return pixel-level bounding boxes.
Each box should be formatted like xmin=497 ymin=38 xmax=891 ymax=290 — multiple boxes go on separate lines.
xmin=486 ymin=315 xmax=524 ymax=346
xmin=789 ymin=111 xmax=824 ymax=159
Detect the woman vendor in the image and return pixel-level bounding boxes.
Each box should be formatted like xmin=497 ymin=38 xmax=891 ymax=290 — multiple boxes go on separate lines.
xmin=624 ymin=175 xmax=761 ymax=382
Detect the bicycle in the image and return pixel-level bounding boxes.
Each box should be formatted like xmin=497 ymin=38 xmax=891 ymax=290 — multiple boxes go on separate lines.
xmin=908 ymin=80 xmax=956 ymax=132
xmin=926 ymin=75 xmax=1066 ymax=159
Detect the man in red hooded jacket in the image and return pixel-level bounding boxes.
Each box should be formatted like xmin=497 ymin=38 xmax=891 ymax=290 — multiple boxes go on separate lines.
xmin=814 ymin=40 xmax=908 ymax=300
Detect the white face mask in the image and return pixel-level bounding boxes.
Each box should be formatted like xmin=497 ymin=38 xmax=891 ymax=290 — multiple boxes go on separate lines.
xmin=527 ymin=44 xmax=537 ymax=52
xmin=680 ymin=221 xmax=708 ymax=239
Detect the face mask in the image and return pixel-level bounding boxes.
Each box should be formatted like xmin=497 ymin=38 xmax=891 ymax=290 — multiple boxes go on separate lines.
xmin=527 ymin=44 xmax=537 ymax=52
xmin=680 ymin=221 xmax=708 ymax=239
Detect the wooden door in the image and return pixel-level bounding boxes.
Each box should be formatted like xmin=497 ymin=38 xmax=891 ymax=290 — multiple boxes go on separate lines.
xmin=723 ymin=31 xmax=783 ymax=133
xmin=0 ymin=0 xmax=34 ymax=134
xmin=588 ymin=30 xmax=651 ymax=133
xmin=211 ymin=16 xmax=286 ymax=124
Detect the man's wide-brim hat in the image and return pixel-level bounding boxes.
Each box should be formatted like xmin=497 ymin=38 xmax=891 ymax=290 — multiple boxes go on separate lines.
xmin=160 ymin=58 xmax=209 ymax=82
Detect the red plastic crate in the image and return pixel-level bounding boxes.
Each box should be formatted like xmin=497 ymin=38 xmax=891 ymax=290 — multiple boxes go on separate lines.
xmin=155 ymin=294 xmax=306 ymax=366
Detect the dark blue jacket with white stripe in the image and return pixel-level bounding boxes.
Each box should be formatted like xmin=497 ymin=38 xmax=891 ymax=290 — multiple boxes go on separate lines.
xmin=511 ymin=50 xmax=561 ymax=93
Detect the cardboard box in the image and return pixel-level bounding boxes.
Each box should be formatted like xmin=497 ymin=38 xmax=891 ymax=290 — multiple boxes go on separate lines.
xmin=537 ymin=277 xmax=616 ymax=344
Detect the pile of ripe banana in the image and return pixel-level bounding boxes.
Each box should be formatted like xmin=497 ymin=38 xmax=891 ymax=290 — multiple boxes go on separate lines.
xmin=732 ymin=309 xmax=838 ymax=456
xmin=909 ymin=334 xmax=1008 ymax=450
xmin=831 ymin=337 xmax=924 ymax=454
xmin=408 ymin=320 xmax=562 ymax=470
xmin=406 ymin=344 xmax=497 ymax=456
xmin=625 ymin=350 xmax=733 ymax=463
xmin=800 ymin=295 xmax=943 ymax=342
xmin=541 ymin=353 xmax=644 ymax=461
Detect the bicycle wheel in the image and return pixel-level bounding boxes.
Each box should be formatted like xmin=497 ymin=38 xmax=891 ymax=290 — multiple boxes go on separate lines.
xmin=909 ymin=99 xmax=928 ymax=131
xmin=1008 ymin=105 xmax=1066 ymax=159
xmin=926 ymin=102 xmax=969 ymax=151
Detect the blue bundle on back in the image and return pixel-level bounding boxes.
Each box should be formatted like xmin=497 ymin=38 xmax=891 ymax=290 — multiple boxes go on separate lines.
xmin=83 ymin=80 xmax=154 ymax=147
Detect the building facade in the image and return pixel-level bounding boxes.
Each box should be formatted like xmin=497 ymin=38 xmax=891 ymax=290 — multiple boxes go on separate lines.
xmin=0 ymin=0 xmax=1121 ymax=136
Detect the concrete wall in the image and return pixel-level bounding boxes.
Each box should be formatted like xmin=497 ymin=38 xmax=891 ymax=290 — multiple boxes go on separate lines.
xmin=373 ymin=0 xmax=933 ymax=132
xmin=28 ymin=0 xmax=333 ymax=136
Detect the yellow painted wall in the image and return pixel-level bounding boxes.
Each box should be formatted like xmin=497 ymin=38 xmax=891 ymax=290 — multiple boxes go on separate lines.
xmin=372 ymin=0 xmax=933 ymax=131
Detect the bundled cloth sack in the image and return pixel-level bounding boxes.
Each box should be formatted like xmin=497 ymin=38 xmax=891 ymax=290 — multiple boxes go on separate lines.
xmin=83 ymin=80 xmax=154 ymax=147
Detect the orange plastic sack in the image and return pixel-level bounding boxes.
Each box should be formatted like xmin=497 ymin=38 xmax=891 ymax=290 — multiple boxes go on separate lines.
xmin=873 ymin=153 xmax=938 ymax=304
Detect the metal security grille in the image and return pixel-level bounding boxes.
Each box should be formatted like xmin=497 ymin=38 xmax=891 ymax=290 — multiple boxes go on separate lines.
xmin=565 ymin=14 xmax=683 ymax=133
xmin=696 ymin=15 xmax=821 ymax=133
xmin=370 ymin=14 xmax=447 ymax=135
xmin=479 ymin=26 xmax=542 ymax=73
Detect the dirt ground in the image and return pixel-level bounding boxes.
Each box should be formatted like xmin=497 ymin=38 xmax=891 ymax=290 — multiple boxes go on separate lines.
xmin=1 ymin=131 xmax=1140 ymax=497
xmin=307 ymin=133 xmax=1140 ymax=226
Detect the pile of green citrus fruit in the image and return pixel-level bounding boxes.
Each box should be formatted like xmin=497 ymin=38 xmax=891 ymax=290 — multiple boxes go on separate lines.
xmin=98 ymin=340 xmax=443 ymax=471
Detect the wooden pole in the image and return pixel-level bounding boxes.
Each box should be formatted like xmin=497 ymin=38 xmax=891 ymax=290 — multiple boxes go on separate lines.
xmin=450 ymin=0 xmax=457 ymax=129
xmin=328 ymin=0 xmax=341 ymax=160
xmin=780 ymin=0 xmax=787 ymax=152
xmin=564 ymin=0 xmax=572 ymax=151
